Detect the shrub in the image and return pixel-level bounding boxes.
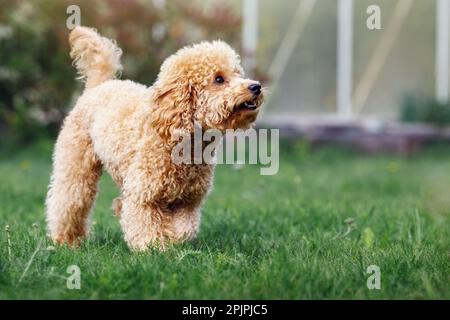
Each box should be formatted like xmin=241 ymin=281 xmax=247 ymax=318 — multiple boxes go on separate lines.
xmin=400 ymin=95 xmax=450 ymax=126
xmin=0 ymin=0 xmax=241 ymax=142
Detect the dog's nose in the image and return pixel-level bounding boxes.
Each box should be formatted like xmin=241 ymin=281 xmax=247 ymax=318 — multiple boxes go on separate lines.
xmin=248 ymin=83 xmax=262 ymax=96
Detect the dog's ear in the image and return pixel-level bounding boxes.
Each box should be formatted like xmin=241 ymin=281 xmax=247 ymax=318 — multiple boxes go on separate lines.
xmin=151 ymin=81 xmax=197 ymax=142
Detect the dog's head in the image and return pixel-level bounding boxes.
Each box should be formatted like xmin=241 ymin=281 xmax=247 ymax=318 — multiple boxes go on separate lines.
xmin=151 ymin=40 xmax=264 ymax=141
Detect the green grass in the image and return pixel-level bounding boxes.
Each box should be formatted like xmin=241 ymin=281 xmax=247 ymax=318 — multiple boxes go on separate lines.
xmin=0 ymin=140 xmax=449 ymax=299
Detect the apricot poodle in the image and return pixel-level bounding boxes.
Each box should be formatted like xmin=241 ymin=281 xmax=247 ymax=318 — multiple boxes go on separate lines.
xmin=45 ymin=26 xmax=264 ymax=250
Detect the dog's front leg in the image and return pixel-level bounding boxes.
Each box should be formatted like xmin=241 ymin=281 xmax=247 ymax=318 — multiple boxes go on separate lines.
xmin=118 ymin=197 xmax=166 ymax=251
xmin=118 ymin=196 xmax=201 ymax=251
xmin=163 ymin=205 xmax=201 ymax=243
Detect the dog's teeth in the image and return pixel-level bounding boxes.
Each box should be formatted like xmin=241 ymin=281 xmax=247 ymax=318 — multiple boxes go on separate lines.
xmin=234 ymin=101 xmax=257 ymax=112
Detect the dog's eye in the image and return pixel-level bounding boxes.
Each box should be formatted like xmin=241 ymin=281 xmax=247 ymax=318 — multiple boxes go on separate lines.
xmin=215 ymin=75 xmax=225 ymax=84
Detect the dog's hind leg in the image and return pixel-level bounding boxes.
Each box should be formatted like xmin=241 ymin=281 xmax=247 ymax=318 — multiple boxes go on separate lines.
xmin=45 ymin=111 xmax=102 ymax=245
xmin=112 ymin=197 xmax=122 ymax=217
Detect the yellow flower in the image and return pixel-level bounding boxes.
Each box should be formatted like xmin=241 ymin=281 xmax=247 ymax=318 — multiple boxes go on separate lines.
xmin=387 ymin=161 xmax=399 ymax=174
xmin=19 ymin=160 xmax=31 ymax=170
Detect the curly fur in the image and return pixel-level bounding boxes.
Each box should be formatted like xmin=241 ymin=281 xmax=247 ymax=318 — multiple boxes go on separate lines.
xmin=69 ymin=27 xmax=123 ymax=89
xmin=45 ymin=26 xmax=264 ymax=250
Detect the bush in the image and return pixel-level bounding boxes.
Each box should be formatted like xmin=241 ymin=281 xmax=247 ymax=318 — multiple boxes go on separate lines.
xmin=400 ymin=95 xmax=450 ymax=126
xmin=0 ymin=0 xmax=241 ymax=143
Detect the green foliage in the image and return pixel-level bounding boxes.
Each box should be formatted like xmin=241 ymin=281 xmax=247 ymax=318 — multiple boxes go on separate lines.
xmin=0 ymin=142 xmax=449 ymax=299
xmin=0 ymin=0 xmax=241 ymax=142
xmin=401 ymin=95 xmax=450 ymax=126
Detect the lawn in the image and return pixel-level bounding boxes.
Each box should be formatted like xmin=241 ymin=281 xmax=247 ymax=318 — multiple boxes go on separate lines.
xmin=0 ymin=140 xmax=449 ymax=299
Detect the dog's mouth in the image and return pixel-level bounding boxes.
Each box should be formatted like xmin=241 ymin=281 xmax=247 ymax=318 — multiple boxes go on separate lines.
xmin=233 ymin=100 xmax=258 ymax=113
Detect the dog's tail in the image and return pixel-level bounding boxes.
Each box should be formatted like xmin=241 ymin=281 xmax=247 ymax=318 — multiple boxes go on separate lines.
xmin=69 ymin=26 xmax=123 ymax=89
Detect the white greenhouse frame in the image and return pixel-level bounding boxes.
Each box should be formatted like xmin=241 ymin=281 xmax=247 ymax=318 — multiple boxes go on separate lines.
xmin=242 ymin=0 xmax=450 ymax=118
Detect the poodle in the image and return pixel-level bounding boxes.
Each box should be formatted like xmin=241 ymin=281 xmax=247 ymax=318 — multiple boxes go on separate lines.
xmin=45 ymin=26 xmax=264 ymax=250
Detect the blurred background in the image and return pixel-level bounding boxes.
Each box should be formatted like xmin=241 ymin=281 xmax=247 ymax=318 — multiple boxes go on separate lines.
xmin=0 ymin=0 xmax=449 ymax=151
